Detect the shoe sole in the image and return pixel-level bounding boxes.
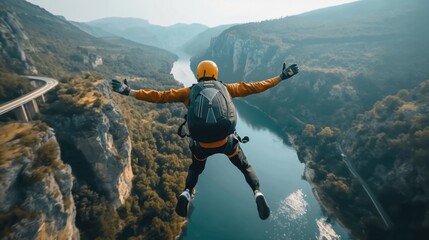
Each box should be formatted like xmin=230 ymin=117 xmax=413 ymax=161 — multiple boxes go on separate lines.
xmin=256 ymin=195 xmax=270 ymax=220
xmin=175 ymin=194 xmax=189 ymax=217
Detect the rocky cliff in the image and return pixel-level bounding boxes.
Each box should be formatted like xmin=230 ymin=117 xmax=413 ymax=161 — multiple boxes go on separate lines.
xmin=44 ymin=75 xmax=133 ymax=208
xmin=0 ymin=122 xmax=79 ymax=239
xmin=0 ymin=10 xmax=38 ymax=74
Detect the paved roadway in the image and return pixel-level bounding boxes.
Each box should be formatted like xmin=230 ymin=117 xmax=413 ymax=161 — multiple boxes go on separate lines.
xmin=337 ymin=144 xmax=392 ymax=228
xmin=0 ymin=76 xmax=58 ymax=115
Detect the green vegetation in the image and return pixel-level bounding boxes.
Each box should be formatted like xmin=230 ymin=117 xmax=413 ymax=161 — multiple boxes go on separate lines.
xmin=344 ymin=80 xmax=429 ymax=239
xmin=297 ymin=125 xmax=387 ymax=238
xmin=0 ymin=121 xmax=70 ymax=234
xmin=194 ymin=0 xmax=429 ymax=131
xmin=47 ymin=74 xmax=105 ymax=116
xmin=42 ymin=72 xmax=191 ymax=239
xmin=0 ymin=121 xmax=50 ymax=164
xmin=0 ymin=0 xmax=177 ymax=79
xmin=0 ymin=207 xmax=37 ymax=237
xmin=295 ymin=80 xmax=429 ymax=238
xmin=0 ymin=72 xmax=36 ymax=104
xmin=113 ymin=80 xmax=190 ymax=239
xmin=74 ymin=184 xmax=120 ymax=240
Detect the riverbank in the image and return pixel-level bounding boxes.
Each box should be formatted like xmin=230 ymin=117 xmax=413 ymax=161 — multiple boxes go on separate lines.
xmin=289 ymin=135 xmax=354 ymax=239
xmin=304 ymin=162 xmax=353 ymax=238
xmin=171 ymin=54 xmax=350 ymax=240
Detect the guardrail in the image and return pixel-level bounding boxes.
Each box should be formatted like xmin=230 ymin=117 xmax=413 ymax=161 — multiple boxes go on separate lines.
xmin=0 ymin=76 xmax=58 ymax=122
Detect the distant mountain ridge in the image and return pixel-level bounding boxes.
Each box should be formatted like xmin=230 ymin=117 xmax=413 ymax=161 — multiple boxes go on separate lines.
xmin=0 ymin=0 xmax=175 ymax=77
xmin=181 ymin=23 xmax=236 ymax=55
xmin=0 ymin=0 xmax=176 ymax=79
xmin=82 ymin=17 xmax=209 ymax=51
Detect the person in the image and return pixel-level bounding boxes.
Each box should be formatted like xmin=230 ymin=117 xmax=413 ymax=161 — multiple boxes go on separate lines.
xmin=111 ymin=60 xmax=299 ymax=220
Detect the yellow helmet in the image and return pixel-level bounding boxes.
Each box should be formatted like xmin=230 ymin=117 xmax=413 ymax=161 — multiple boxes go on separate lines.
xmin=196 ymin=60 xmax=218 ymax=81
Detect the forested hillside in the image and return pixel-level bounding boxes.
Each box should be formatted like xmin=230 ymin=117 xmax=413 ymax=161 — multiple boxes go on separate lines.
xmin=344 ymin=80 xmax=429 ymax=239
xmin=193 ymin=0 xmax=429 ymax=130
xmin=0 ymin=73 xmax=36 ymax=104
xmin=0 ymin=0 xmax=177 ymax=79
xmin=41 ymin=74 xmax=191 ymax=239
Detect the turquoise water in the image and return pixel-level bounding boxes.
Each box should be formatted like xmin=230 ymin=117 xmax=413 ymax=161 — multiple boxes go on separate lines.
xmin=171 ymin=54 xmax=350 ymax=240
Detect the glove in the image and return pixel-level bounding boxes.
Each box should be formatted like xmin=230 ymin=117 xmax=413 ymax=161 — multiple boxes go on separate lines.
xmin=111 ymin=79 xmax=131 ymax=95
xmin=279 ymin=63 xmax=299 ymax=80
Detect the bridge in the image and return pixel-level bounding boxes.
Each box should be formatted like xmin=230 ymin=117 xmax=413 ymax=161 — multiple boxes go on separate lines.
xmin=0 ymin=76 xmax=58 ymax=122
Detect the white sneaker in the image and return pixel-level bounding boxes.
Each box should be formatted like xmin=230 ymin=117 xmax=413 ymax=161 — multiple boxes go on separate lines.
xmin=255 ymin=190 xmax=270 ymax=220
xmin=175 ymin=189 xmax=191 ymax=217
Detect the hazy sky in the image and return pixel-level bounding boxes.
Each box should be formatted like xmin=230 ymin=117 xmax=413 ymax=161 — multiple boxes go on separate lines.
xmin=26 ymin=0 xmax=357 ymax=27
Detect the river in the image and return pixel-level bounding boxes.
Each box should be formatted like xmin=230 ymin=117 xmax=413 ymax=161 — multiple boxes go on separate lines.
xmin=171 ymin=52 xmax=351 ymax=240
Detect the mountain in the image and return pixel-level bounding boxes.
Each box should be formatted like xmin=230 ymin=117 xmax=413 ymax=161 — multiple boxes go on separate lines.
xmin=83 ymin=17 xmax=209 ymax=51
xmin=70 ymin=21 xmax=115 ymax=37
xmin=192 ymin=0 xmax=429 ymax=238
xmin=181 ymin=23 xmax=236 ymax=56
xmin=0 ymin=1 xmax=177 ymax=78
xmin=193 ymin=0 xmax=429 ymax=130
xmin=0 ymin=122 xmax=79 ymax=239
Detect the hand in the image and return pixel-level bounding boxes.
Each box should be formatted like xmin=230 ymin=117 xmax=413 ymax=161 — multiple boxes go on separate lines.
xmin=111 ymin=79 xmax=131 ymax=95
xmin=279 ymin=63 xmax=299 ymax=80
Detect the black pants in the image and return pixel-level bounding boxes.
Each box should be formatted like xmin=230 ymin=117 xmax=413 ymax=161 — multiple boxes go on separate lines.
xmin=185 ymin=134 xmax=260 ymax=193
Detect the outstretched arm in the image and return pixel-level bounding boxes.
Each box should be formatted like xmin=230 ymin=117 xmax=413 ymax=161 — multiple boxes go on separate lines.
xmin=132 ymin=88 xmax=190 ymax=103
xmin=225 ymin=76 xmax=282 ymax=98
xmin=111 ymin=79 xmax=190 ymax=104
xmin=225 ymin=63 xmax=299 ymax=98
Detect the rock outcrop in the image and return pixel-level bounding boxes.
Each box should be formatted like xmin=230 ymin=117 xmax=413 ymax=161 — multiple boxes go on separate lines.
xmin=45 ymin=77 xmax=133 ymax=207
xmin=0 ymin=10 xmax=38 ymax=74
xmin=0 ymin=122 xmax=79 ymax=239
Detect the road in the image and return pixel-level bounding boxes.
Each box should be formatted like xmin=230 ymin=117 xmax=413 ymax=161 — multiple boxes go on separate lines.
xmin=337 ymin=144 xmax=392 ymax=228
xmin=0 ymin=76 xmax=58 ymax=115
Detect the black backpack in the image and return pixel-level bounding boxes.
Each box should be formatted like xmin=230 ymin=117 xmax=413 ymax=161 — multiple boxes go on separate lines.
xmin=179 ymin=80 xmax=237 ymax=143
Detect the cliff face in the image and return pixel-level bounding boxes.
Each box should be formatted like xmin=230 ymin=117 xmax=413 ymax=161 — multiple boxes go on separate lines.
xmin=0 ymin=10 xmax=38 ymax=74
xmin=0 ymin=122 xmax=79 ymax=239
xmin=44 ymin=76 xmax=133 ymax=207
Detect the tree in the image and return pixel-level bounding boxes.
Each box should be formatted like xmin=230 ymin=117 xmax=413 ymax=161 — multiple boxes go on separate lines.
xmin=303 ymin=124 xmax=316 ymax=137
xmin=318 ymin=127 xmax=334 ymax=138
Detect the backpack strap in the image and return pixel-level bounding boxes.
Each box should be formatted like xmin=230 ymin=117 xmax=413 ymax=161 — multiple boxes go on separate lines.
xmin=178 ymin=85 xmax=194 ymax=138
xmin=178 ymin=114 xmax=190 ymax=138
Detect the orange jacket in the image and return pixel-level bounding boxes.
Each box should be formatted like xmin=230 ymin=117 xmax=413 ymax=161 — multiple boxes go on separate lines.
xmin=133 ymin=76 xmax=282 ymax=106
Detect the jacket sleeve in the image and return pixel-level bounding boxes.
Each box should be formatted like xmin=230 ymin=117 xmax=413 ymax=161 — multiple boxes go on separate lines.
xmin=133 ymin=87 xmax=190 ymax=104
xmin=225 ymin=76 xmax=282 ymax=98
